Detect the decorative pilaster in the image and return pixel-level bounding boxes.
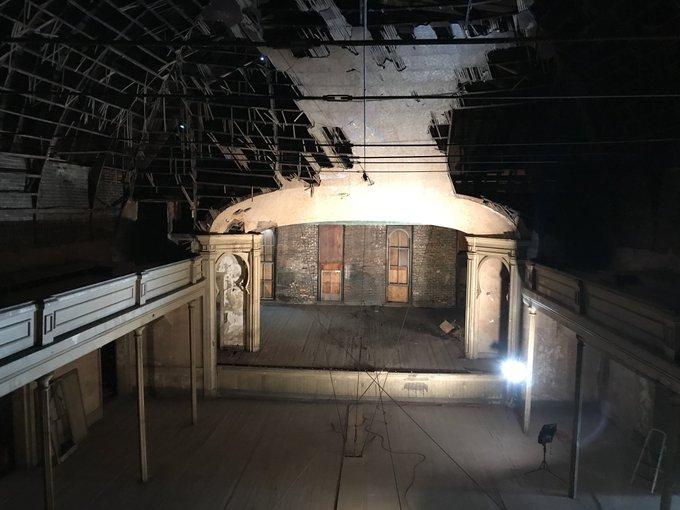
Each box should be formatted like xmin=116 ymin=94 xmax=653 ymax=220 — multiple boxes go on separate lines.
xmin=523 ymin=305 xmax=537 ymax=433
xmin=464 ymin=236 xmax=527 ymax=360
xmin=464 ymin=248 xmax=479 ymax=359
xmin=248 ymin=235 xmax=262 ymax=352
xmin=200 ymin=246 xmax=218 ymax=397
xmin=508 ymin=256 xmax=522 ymax=356
xmin=195 ymin=234 xmax=264 ymax=390
xmin=188 ymin=300 xmax=198 ymax=424
xmin=38 ymin=375 xmax=54 ymax=510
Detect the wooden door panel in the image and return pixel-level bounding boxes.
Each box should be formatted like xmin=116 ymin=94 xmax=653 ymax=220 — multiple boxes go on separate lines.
xmin=319 ymin=225 xmax=343 ymax=265
xmin=319 ymin=225 xmax=344 ymax=301
xmin=387 ymin=285 xmax=408 ymax=303
xmin=320 ymin=269 xmax=342 ymax=301
xmin=263 ymin=280 xmax=273 ymax=298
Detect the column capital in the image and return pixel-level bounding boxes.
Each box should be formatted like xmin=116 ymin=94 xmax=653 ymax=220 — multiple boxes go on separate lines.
xmin=188 ymin=300 xmax=196 ymax=311
xmin=134 ymin=326 xmax=145 ymax=338
xmin=38 ymin=374 xmax=53 ymax=388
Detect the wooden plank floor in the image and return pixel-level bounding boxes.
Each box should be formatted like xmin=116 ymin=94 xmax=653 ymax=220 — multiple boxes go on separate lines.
xmin=219 ymin=304 xmax=497 ymax=373
xmin=0 ymin=397 xmax=663 ymax=510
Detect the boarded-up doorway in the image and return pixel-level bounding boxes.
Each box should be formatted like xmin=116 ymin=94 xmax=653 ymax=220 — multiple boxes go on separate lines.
xmin=319 ymin=225 xmax=344 ymax=301
xmin=387 ymin=227 xmax=410 ymax=303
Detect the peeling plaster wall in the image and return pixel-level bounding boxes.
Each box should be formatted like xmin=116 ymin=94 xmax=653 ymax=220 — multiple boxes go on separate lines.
xmin=216 ymin=254 xmax=247 ymax=348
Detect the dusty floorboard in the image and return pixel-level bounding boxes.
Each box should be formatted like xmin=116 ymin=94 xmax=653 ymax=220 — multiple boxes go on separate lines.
xmin=0 ymin=396 xmax=674 ymax=509
xmin=219 ymin=304 xmax=496 ymax=373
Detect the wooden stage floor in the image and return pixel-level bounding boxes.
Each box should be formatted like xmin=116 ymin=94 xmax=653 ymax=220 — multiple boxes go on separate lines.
xmin=0 ymin=397 xmax=662 ymax=510
xmin=218 ymin=304 xmax=497 ymax=373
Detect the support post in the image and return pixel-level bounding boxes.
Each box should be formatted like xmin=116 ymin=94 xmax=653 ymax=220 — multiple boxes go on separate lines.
xmin=523 ymin=306 xmax=537 ymax=434
xmin=201 ymin=252 xmax=217 ymax=396
xmin=38 ymin=375 xmax=54 ymax=510
xmin=569 ymin=337 xmax=585 ymax=499
xmin=188 ymin=301 xmax=198 ymax=425
xmin=135 ymin=327 xmax=148 ymax=482
xmin=248 ymin=235 xmax=262 ymax=352
xmin=508 ymin=257 xmax=522 ymax=356
xmin=13 ymin=383 xmax=38 ymax=468
xmin=464 ymin=248 xmax=479 ymax=358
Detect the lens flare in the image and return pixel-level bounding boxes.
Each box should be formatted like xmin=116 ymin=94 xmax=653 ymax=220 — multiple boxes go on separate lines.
xmin=501 ymin=358 xmax=529 ymax=384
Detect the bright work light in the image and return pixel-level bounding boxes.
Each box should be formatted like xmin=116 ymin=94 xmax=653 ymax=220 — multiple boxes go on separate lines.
xmin=501 ymin=358 xmax=529 ymax=384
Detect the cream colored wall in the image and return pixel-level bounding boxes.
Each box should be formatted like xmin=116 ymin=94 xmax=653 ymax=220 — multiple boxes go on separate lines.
xmin=528 ymin=308 xmax=600 ymax=402
xmin=116 ymin=302 xmax=204 ymax=393
xmin=524 ymin=305 xmax=655 ymax=436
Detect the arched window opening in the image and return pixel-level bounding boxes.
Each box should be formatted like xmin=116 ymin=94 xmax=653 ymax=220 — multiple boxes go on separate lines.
xmin=261 ymin=229 xmax=275 ymax=299
xmin=387 ymin=228 xmax=410 ymax=303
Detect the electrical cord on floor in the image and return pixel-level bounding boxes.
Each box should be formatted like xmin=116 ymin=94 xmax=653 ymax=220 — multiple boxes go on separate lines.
xmin=364 ymin=412 xmax=427 ymax=508
xmin=365 ymin=372 xmax=508 ymax=510
xmin=310 ymin=307 xmax=506 ymax=509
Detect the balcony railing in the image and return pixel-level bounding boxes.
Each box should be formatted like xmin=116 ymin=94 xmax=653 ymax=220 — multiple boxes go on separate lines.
xmin=526 ymin=262 xmax=680 ymax=360
xmin=0 ymin=257 xmax=203 ymax=362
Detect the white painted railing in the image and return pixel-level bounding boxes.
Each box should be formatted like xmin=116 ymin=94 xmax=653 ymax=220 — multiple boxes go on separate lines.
xmin=0 ymin=302 xmax=37 ymax=359
xmin=138 ymin=259 xmax=194 ymax=305
xmin=43 ymin=275 xmax=138 ymax=345
xmin=526 ymin=262 xmax=680 ymax=359
xmin=0 ymin=257 xmax=201 ymax=361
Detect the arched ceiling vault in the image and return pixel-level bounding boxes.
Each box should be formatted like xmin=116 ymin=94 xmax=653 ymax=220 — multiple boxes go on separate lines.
xmin=210 ymin=172 xmax=519 ymax=237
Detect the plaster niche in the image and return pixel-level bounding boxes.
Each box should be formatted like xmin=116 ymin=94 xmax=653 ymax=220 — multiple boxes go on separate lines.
xmin=475 ymin=257 xmax=510 ymax=358
xmin=215 ymin=253 xmax=248 ymax=349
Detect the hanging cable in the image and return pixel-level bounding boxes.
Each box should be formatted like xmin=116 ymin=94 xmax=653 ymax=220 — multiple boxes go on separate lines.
xmin=309 ymin=310 xmax=506 ymax=510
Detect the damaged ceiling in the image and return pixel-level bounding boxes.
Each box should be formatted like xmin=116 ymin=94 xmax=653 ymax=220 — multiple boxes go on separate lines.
xmin=1 ymin=0 xmax=678 ymax=232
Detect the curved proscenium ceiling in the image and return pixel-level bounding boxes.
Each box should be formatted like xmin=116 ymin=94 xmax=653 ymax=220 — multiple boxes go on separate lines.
xmin=209 ymin=171 xmax=518 ymax=236
xmin=209 ymin=1 xmax=526 ymax=237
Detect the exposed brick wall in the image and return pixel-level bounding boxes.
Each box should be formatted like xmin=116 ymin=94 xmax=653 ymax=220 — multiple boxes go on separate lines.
xmin=0 ymin=153 xmax=127 ymax=280
xmin=0 ymin=153 xmax=123 ymax=222
xmin=343 ymin=225 xmax=386 ymax=305
xmin=94 ymin=167 xmax=124 ymax=211
xmin=275 ymin=223 xmax=318 ymax=302
xmin=0 ymin=153 xmax=32 ymax=221
xmin=38 ymin=161 xmax=89 ymax=209
xmin=412 ymin=225 xmax=458 ymax=307
xmin=273 ymin=224 xmax=459 ymax=307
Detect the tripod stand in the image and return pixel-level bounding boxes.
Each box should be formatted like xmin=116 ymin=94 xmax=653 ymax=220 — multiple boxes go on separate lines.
xmin=524 ymin=442 xmax=563 ymax=481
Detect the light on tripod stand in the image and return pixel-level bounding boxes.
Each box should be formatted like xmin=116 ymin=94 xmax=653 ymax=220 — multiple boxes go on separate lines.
xmin=500 ymin=358 xmax=528 ymax=384
xmin=524 ymin=423 xmax=563 ymax=481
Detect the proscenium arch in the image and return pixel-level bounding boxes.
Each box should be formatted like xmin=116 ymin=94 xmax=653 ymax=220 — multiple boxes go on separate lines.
xmin=209 ymin=174 xmax=518 ymax=236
